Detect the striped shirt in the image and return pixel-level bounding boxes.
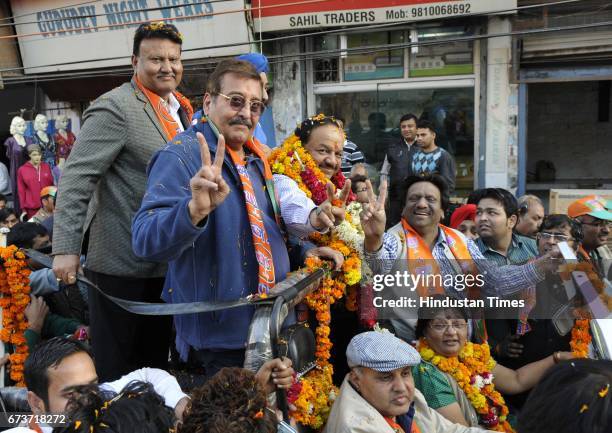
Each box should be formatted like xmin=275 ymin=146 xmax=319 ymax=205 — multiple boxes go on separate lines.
xmin=475 ymin=234 xmax=538 ymax=266
xmin=341 ymin=140 xmax=366 ymax=176
xmin=364 ymin=228 xmax=544 ymax=297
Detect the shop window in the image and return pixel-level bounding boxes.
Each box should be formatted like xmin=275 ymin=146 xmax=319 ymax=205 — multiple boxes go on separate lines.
xmin=344 ymin=31 xmax=404 ymax=81
xmin=314 ymin=35 xmax=339 ymax=83
xmin=409 ymin=28 xmax=473 ymax=77
xmin=316 ymin=87 xmax=475 ymax=193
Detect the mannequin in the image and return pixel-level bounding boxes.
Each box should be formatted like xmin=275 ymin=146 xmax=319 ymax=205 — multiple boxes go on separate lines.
xmin=54 ymin=114 xmax=76 ymax=169
xmin=33 ymin=114 xmax=56 ymax=169
xmin=4 ymin=116 xmax=33 ymax=213
xmin=17 ymin=144 xmax=54 ymax=219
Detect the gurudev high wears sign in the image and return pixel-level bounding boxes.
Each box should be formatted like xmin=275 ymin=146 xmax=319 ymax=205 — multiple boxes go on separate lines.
xmin=252 ymin=0 xmax=516 ymax=32
xmin=10 ymin=0 xmax=251 ymax=73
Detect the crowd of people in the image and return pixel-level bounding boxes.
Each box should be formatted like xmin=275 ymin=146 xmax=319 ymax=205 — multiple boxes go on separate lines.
xmin=0 ymin=21 xmax=610 ymax=433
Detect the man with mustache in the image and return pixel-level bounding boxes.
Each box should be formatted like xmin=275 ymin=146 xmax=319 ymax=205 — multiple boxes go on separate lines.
xmin=324 ymin=331 xmax=483 ymax=433
xmin=52 ymin=22 xmax=192 ymax=381
xmin=360 ymin=174 xmax=561 ymax=342
xmin=568 ymin=195 xmax=612 ymax=280
xmin=132 ymin=59 xmax=342 ymax=376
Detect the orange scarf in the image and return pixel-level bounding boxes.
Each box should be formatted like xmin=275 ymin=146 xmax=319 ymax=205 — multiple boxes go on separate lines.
xmin=401 ymin=218 xmax=476 ymax=297
xmin=133 ymin=75 xmax=194 ymax=141
xmin=384 ymin=416 xmax=421 ymax=433
xmin=227 ymin=138 xmax=277 ymax=295
xmin=28 ymin=419 xmax=43 ymax=433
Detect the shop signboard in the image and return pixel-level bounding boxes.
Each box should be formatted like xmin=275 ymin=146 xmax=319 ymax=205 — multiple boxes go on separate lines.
xmin=10 ymin=0 xmax=251 ymax=73
xmin=252 ymin=0 xmax=516 ymax=32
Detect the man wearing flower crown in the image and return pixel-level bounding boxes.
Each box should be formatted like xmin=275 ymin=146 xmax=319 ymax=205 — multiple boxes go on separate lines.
xmin=360 ymin=174 xmax=563 ymax=343
xmin=132 ymin=59 xmax=344 ymax=376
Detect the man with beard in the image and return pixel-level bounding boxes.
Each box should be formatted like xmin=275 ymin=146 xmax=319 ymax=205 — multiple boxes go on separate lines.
xmin=132 ymin=59 xmax=342 ymax=376
xmin=360 ymin=174 xmax=561 ymax=342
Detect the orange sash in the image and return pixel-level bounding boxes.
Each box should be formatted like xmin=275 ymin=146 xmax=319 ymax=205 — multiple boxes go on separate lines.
xmin=384 ymin=416 xmax=422 ymax=433
xmin=28 ymin=420 xmax=43 ymax=433
xmin=133 ymin=76 xmax=194 ymax=141
xmin=227 ymin=139 xmax=276 ymax=295
xmin=401 ymin=218 xmax=476 ymax=297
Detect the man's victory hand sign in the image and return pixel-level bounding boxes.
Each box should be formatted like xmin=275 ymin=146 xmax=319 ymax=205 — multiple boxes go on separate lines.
xmin=360 ymin=179 xmax=388 ymax=252
xmin=188 ymin=132 xmax=230 ymax=225
xmin=309 ymin=180 xmax=352 ymax=230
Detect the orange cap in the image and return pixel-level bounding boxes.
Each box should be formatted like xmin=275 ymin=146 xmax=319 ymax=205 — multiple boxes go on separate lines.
xmin=567 ymin=195 xmax=612 ymax=221
xmin=40 ymin=186 xmax=57 ymax=198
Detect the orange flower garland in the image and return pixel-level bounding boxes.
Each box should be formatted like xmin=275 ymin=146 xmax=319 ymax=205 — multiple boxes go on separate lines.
xmin=570 ymin=319 xmax=592 ymax=358
xmin=558 ymin=259 xmax=607 ymax=359
xmin=0 ymin=246 xmax=31 ymax=386
xmin=418 ymin=339 xmax=515 ymax=433
xmin=271 ymin=120 xmax=366 ymax=429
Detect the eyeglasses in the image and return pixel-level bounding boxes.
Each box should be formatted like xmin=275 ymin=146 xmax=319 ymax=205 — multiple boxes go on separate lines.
xmin=356 ymin=188 xmax=368 ymax=193
xmin=538 ymin=232 xmax=573 ymax=242
xmin=429 ymin=321 xmax=468 ymax=332
xmin=216 ymin=92 xmax=265 ymax=115
xmin=580 ymin=219 xmax=612 ymax=229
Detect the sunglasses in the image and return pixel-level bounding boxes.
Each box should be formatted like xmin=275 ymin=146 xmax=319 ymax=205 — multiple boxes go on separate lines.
xmin=216 ymin=92 xmax=265 ymax=115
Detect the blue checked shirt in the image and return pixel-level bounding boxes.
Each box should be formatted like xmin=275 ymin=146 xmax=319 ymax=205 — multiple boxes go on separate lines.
xmin=365 ymin=228 xmax=545 ymax=297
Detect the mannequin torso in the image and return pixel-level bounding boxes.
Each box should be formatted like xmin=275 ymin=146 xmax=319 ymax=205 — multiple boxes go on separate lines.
xmin=54 ymin=128 xmax=76 ymax=166
xmin=33 ymin=115 xmax=55 ymax=168
xmin=4 ymin=117 xmax=33 ymax=213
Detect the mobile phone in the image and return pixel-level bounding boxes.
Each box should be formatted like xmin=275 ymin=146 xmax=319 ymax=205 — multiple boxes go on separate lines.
xmin=277 ymin=420 xmax=298 ymax=433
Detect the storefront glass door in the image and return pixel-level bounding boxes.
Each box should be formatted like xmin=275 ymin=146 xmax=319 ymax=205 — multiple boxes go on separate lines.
xmin=315 ymin=85 xmax=475 ymax=193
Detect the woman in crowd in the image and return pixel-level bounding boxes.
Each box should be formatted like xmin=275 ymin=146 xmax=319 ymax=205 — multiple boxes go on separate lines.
xmin=412 ymin=301 xmax=573 ymax=431
xmin=518 ymin=359 xmax=611 ymax=433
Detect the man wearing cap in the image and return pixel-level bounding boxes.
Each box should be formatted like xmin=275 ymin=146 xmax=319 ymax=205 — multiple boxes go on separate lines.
xmin=29 ymin=186 xmax=56 ymax=224
xmin=567 ymin=195 xmax=612 ymax=280
xmin=324 ymin=331 xmax=484 ymax=433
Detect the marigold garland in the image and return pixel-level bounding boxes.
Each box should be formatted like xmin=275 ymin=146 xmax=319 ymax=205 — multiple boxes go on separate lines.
xmin=0 ymin=246 xmax=31 ymax=386
xmin=271 ymin=122 xmax=376 ymax=429
xmin=570 ymin=319 xmax=592 ymax=358
xmin=558 ymin=259 xmax=608 ymax=359
xmin=418 ymin=339 xmax=515 ymax=433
